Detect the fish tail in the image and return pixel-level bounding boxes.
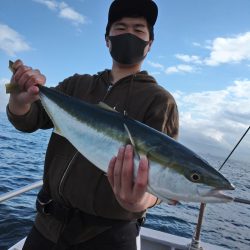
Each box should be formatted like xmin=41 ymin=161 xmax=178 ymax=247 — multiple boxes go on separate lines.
xmin=5 ymin=83 xmax=21 ymax=94
xmin=5 ymin=60 xmax=21 ymax=94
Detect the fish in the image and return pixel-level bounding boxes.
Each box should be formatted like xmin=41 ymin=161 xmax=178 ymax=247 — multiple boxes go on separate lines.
xmin=6 ymin=61 xmax=235 ymax=204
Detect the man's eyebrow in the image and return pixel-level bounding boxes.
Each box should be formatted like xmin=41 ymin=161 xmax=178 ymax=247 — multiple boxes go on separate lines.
xmin=113 ymin=22 xmax=126 ymax=26
xmin=113 ymin=22 xmax=147 ymax=28
xmin=134 ymin=24 xmax=147 ymax=28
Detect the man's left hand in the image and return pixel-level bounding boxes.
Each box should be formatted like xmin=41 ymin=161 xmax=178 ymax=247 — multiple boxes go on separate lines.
xmin=107 ymin=145 xmax=158 ymax=212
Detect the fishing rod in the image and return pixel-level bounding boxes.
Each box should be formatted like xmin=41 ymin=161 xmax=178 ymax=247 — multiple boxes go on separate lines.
xmin=219 ymin=125 xmax=250 ymax=171
xmin=221 ymin=125 xmax=250 ymax=205
xmin=190 ymin=125 xmax=250 ymax=250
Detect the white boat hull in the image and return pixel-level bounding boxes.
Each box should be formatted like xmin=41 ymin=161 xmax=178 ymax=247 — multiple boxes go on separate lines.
xmin=8 ymin=227 xmax=229 ymax=250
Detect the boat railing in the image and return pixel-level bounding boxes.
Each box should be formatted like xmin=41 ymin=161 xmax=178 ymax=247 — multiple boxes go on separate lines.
xmin=0 ymin=180 xmax=43 ymax=204
xmin=1 ymin=180 xmax=229 ymax=250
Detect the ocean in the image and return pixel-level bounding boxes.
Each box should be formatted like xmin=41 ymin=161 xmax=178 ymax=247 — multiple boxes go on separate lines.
xmin=0 ymin=112 xmax=249 ymax=250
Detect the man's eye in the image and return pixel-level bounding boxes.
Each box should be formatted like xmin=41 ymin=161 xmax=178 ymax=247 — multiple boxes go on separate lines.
xmin=116 ymin=27 xmax=125 ymax=30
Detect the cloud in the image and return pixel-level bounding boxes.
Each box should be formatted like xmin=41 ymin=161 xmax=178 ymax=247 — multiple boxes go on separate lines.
xmin=204 ymin=32 xmax=250 ymax=66
xmin=34 ymin=0 xmax=57 ymax=10
xmin=169 ymin=32 xmax=250 ymax=70
xmin=174 ymin=79 xmax=250 ymax=162
xmin=175 ymin=54 xmax=202 ymax=64
xmin=165 ymin=64 xmax=195 ymax=74
xmin=147 ymin=60 xmax=164 ymax=70
xmin=34 ymin=0 xmax=87 ymax=26
xmin=58 ymin=2 xmax=86 ymax=25
xmin=0 ymin=78 xmax=9 ymax=112
xmin=147 ymin=59 xmax=196 ymax=75
xmin=192 ymin=42 xmax=202 ymax=47
xmin=0 ymin=24 xmax=31 ymax=56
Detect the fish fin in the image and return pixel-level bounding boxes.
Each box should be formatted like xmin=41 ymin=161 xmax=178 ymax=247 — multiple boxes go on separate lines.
xmin=147 ymin=185 xmax=180 ymax=206
xmin=50 ymin=111 xmax=62 ymax=135
xmin=166 ymin=199 xmax=180 ymax=206
xmin=97 ymin=102 xmax=118 ymax=112
xmin=53 ymin=125 xmax=63 ymax=136
xmin=9 ymin=60 xmax=14 ymax=72
xmin=5 ymin=60 xmax=20 ymax=94
xmin=123 ymin=123 xmax=136 ymax=148
xmin=123 ymin=123 xmax=141 ymax=160
xmin=5 ymin=83 xmax=21 ymax=94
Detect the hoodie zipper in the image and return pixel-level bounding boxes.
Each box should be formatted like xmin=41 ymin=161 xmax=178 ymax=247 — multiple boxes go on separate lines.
xmin=102 ymin=83 xmax=114 ymax=101
xmin=58 ymin=151 xmax=79 ymax=205
xmin=102 ymin=73 xmax=136 ymax=102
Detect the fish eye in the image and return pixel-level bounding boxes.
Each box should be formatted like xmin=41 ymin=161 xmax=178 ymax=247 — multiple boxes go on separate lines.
xmin=190 ymin=172 xmax=201 ymax=182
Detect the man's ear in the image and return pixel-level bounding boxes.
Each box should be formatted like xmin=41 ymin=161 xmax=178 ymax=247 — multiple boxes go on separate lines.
xmin=147 ymin=40 xmax=153 ymax=52
xmin=105 ymin=36 xmax=110 ymax=48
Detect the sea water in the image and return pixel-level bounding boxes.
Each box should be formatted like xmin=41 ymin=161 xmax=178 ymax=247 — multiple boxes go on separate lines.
xmin=0 ymin=112 xmax=249 ymax=250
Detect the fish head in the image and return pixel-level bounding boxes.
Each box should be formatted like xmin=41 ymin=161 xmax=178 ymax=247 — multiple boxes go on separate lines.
xmin=180 ymin=156 xmax=235 ymax=203
xmin=149 ymin=151 xmax=235 ymax=203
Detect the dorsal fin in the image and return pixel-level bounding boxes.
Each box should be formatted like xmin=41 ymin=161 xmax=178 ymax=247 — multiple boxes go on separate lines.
xmin=97 ymin=102 xmax=118 ymax=112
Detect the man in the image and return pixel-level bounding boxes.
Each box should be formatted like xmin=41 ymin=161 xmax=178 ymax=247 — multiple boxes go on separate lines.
xmin=7 ymin=0 xmax=179 ymax=249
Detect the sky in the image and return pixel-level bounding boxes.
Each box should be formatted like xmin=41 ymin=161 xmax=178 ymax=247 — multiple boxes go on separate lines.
xmin=0 ymin=0 xmax=250 ymax=164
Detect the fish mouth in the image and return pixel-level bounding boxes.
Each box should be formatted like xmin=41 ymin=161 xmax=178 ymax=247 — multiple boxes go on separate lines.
xmin=218 ymin=181 xmax=235 ymax=191
xmin=205 ymin=189 xmax=234 ymax=202
xmin=198 ymin=183 xmax=235 ymax=202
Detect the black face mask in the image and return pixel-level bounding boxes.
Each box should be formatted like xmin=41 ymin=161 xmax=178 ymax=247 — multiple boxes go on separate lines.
xmin=108 ymin=33 xmax=149 ymax=65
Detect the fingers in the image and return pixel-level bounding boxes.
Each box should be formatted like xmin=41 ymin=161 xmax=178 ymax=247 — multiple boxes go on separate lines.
xmin=109 ymin=145 xmax=134 ymax=194
xmin=12 ymin=59 xmax=46 ymax=92
xmin=120 ymin=145 xmax=134 ymax=197
xmin=25 ymin=70 xmax=45 ymax=90
xmin=108 ymin=145 xmax=132 ymax=195
xmin=107 ymin=145 xmax=150 ymax=211
xmin=8 ymin=59 xmax=46 ymax=108
xmin=113 ymin=146 xmax=125 ymax=194
xmin=12 ymin=59 xmax=24 ymax=72
xmin=13 ymin=66 xmax=31 ymax=83
xmin=107 ymin=156 xmax=116 ymax=188
xmin=133 ymin=155 xmax=149 ymax=197
xmin=27 ymin=85 xmax=40 ymax=95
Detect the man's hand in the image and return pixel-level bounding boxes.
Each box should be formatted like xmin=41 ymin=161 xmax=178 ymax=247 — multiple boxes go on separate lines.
xmin=8 ymin=59 xmax=46 ymax=115
xmin=107 ymin=145 xmax=158 ymax=212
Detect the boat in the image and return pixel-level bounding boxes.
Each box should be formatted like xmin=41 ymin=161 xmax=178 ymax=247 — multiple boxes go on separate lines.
xmin=0 ymin=181 xmax=229 ymax=250
xmin=7 ymin=227 xmax=228 ymax=250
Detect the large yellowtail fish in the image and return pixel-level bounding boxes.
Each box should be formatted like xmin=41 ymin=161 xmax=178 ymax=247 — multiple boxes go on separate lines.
xmin=6 ymin=62 xmax=235 ymax=204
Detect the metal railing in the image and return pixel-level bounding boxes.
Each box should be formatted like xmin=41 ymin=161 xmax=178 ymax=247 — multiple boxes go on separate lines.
xmin=1 ymin=179 xmax=229 ymax=250
xmin=0 ymin=180 xmax=43 ymax=203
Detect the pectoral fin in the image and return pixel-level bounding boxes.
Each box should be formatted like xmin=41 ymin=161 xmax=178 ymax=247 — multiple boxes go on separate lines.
xmin=53 ymin=126 xmax=63 ymax=136
xmin=123 ymin=123 xmax=136 ymax=148
xmin=123 ymin=123 xmax=143 ymax=160
xmin=147 ymin=185 xmax=180 ymax=206
xmin=166 ymin=199 xmax=180 ymax=206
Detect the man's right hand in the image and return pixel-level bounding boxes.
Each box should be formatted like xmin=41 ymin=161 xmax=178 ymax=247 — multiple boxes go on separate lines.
xmin=8 ymin=59 xmax=46 ymax=116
